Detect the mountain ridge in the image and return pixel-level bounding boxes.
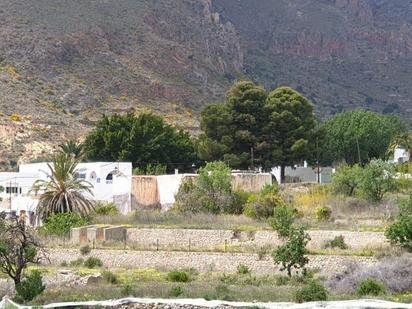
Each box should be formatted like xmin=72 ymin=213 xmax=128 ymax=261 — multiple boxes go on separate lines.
xmin=0 ymin=0 xmax=411 ymax=167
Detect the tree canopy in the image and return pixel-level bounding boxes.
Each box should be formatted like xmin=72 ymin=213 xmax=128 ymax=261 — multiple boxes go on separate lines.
xmin=84 ymin=112 xmax=198 ymax=173
xmin=261 ymin=87 xmax=316 ymax=180
xmin=319 ymin=109 xmax=407 ymax=165
xmin=198 ymin=81 xmax=316 ymax=180
xmin=198 ymin=81 xmax=267 ymax=169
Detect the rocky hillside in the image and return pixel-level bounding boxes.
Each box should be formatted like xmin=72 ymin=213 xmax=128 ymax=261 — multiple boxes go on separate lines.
xmin=214 ymin=0 xmax=412 ymax=120
xmin=1 ymin=0 xmax=412 ymax=166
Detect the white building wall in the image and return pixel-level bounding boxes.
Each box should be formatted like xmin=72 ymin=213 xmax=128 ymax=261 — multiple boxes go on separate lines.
xmin=394 ymin=148 xmax=410 ymax=163
xmin=17 ymin=161 xmax=133 ymax=214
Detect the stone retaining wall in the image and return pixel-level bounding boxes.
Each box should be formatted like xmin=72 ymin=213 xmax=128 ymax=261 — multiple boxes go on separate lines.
xmin=45 ymin=249 xmax=377 ymax=277
xmin=126 ymin=228 xmax=388 ymax=251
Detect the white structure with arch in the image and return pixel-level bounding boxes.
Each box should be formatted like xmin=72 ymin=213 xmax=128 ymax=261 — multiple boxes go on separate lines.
xmin=0 ymin=162 xmax=133 ymax=215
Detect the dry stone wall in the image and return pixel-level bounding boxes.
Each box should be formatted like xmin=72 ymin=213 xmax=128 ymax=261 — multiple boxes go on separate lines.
xmin=126 ymin=228 xmax=388 ymax=251
xmin=45 ymin=249 xmax=377 ymax=277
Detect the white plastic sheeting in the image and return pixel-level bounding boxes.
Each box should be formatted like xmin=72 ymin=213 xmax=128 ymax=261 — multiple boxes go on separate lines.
xmin=2 ymin=297 xmax=412 ymax=309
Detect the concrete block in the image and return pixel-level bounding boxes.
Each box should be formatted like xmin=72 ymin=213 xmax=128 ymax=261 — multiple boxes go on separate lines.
xmin=104 ymin=226 xmax=126 ymax=242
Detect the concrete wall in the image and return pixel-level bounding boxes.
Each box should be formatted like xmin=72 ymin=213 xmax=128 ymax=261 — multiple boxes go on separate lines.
xmin=125 ymin=228 xmax=388 ymax=251
xmin=231 ymin=173 xmax=272 ymax=193
xmin=45 ymin=248 xmax=377 ymax=277
xmin=131 ymin=173 xmax=273 ymax=210
xmin=131 ymin=176 xmax=160 ymax=209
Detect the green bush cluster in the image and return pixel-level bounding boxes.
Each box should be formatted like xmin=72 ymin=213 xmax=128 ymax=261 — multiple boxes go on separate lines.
xmin=294 ymin=280 xmax=328 ymax=303
xmin=80 ymin=245 xmax=91 ymax=256
xmin=94 ymin=202 xmax=119 ymax=216
xmin=66 ymin=257 xmax=103 ymax=269
xmin=84 ymin=257 xmax=103 ymax=269
xmin=244 ymin=184 xmax=284 ymax=219
xmin=40 ymin=213 xmax=89 ymax=237
xmin=357 ymin=278 xmax=386 ymax=296
xmin=332 ymin=160 xmax=397 ymax=202
xmin=174 ymin=162 xmax=286 ymax=218
xmin=102 ymin=270 xmax=118 ymax=284
xmin=169 ymin=286 xmax=184 ymax=297
xmin=268 ymin=204 xmax=297 ymax=237
xmin=324 ymin=235 xmax=348 ymax=250
xmin=69 ymin=258 xmax=84 ymax=267
xmin=385 ymin=195 xmax=412 ymax=252
xmin=15 ymin=270 xmax=45 ymax=303
xmin=315 ymin=206 xmax=332 ymax=222
xmin=167 ymin=270 xmax=189 ymax=282
xmin=237 ymin=264 xmax=251 ymax=275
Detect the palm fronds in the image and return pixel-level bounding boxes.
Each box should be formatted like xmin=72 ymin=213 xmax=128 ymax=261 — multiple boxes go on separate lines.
xmin=32 ymin=153 xmax=94 ymax=219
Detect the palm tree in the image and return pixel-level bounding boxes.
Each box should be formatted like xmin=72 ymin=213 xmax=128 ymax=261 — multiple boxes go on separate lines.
xmin=32 ymin=153 xmax=94 ymax=219
xmin=58 ymin=139 xmax=85 ymax=160
xmin=387 ymin=132 xmax=412 ymax=162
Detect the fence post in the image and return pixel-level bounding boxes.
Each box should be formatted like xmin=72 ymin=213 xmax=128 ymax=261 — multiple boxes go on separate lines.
xmin=224 ymin=239 xmax=227 ymax=252
xmin=156 ymin=239 xmax=159 ymax=251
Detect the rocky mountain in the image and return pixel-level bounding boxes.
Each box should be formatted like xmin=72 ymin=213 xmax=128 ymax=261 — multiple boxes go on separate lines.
xmin=0 ymin=0 xmax=412 ymax=166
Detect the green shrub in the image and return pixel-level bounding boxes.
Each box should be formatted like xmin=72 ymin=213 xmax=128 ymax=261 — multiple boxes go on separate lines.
xmin=332 ymin=165 xmax=363 ymax=196
xmin=230 ymin=189 xmax=250 ymax=215
xmin=60 ymin=261 xmax=68 ymax=267
xmin=357 ymin=278 xmax=386 ymax=296
xmin=80 ymin=245 xmax=91 ymax=256
xmin=294 ymin=280 xmax=328 ymax=303
xmin=359 ymin=160 xmax=397 ymax=202
xmin=121 ymin=284 xmax=134 ymax=297
xmin=385 ymin=195 xmax=412 ymax=252
xmin=220 ymin=273 xmax=237 ymax=284
xmin=272 ymin=227 xmax=310 ymax=277
xmin=174 ymin=162 xmax=233 ymax=214
xmin=84 ymin=257 xmax=103 ymax=269
xmin=275 ymin=276 xmax=290 ymax=286
xmin=167 ymin=270 xmax=189 ymax=282
xmin=237 ymin=264 xmax=250 ymax=275
xmin=268 ymin=204 xmax=297 ymax=237
xmin=244 ymin=184 xmax=284 ymax=219
xmin=69 ymin=258 xmax=84 ymax=267
xmin=94 ymin=202 xmax=119 ymax=216
xmin=324 ymin=235 xmax=348 ymax=250
xmin=41 ymin=213 xmax=88 ymax=237
xmin=169 ymin=286 xmax=184 ymax=297
xmin=102 ymin=270 xmax=118 ymax=284
xmin=15 ymin=270 xmax=45 ymax=303
xmin=315 ymin=206 xmax=332 ymax=222
xmin=133 ymin=164 xmax=167 ymax=176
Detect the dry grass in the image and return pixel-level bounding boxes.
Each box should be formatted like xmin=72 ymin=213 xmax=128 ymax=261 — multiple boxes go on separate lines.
xmin=290 ymin=184 xmax=399 ymax=230
xmin=93 ymin=210 xmax=268 ymax=231
xmin=326 ymin=253 xmax=412 ymax=295
xmin=29 ymin=269 xmax=298 ymax=305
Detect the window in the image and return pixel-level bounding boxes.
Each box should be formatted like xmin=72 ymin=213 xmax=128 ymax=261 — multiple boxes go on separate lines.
xmin=6 ymin=187 xmax=19 ymax=194
xmin=106 ymin=173 xmax=113 ymax=184
xmin=75 ymin=173 xmax=86 ymax=180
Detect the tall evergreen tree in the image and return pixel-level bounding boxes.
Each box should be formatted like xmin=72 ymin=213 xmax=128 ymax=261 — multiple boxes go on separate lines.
xmin=262 ymin=87 xmax=316 ymax=182
xmin=198 ymin=80 xmax=267 ymax=169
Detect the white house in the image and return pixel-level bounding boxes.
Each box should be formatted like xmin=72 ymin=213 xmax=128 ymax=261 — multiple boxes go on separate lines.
xmin=393 ymin=147 xmax=410 ymax=163
xmin=0 ymin=162 xmax=133 ymax=218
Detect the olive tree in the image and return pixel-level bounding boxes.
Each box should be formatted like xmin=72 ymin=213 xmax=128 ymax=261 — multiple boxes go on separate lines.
xmin=272 ymin=227 xmax=311 ymax=277
xmin=0 ymin=213 xmax=45 ymax=287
